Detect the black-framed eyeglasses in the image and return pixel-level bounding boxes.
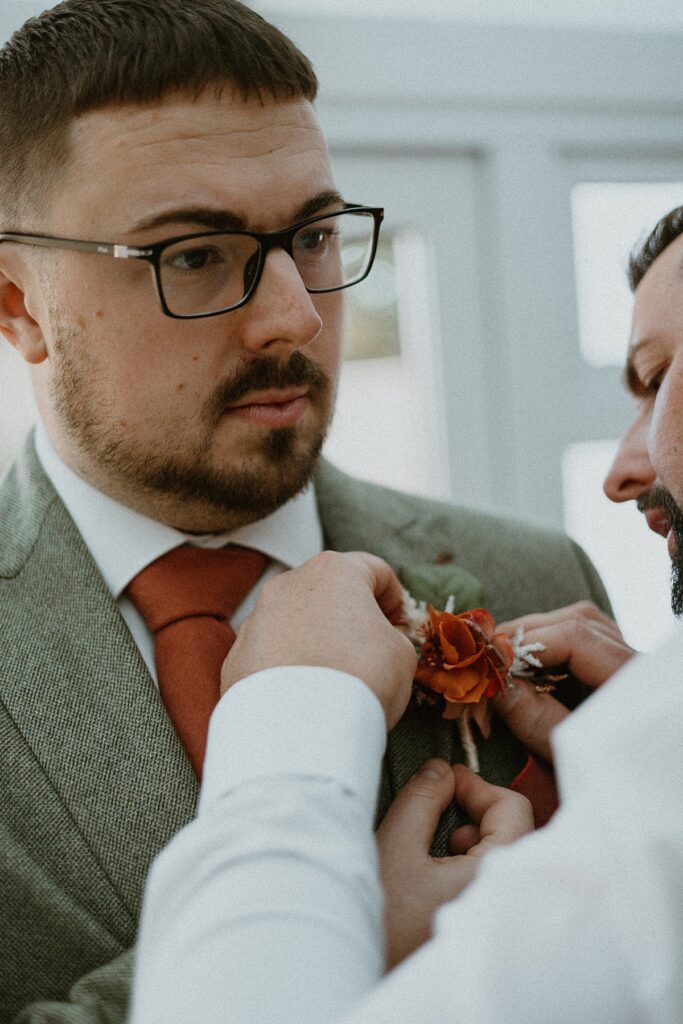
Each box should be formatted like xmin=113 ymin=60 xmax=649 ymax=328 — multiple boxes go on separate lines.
xmin=0 ymin=205 xmax=384 ymax=320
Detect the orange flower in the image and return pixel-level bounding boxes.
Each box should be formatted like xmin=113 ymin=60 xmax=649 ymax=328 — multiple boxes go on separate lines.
xmin=414 ymin=607 xmax=514 ymax=731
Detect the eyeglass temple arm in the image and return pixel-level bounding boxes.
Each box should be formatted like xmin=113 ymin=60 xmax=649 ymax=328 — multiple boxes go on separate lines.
xmin=0 ymin=232 xmax=152 ymax=259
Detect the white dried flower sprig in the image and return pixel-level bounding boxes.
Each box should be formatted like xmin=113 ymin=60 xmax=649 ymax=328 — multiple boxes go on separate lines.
xmin=399 ymin=588 xmax=454 ymax=640
xmin=509 ymin=626 xmax=546 ymax=680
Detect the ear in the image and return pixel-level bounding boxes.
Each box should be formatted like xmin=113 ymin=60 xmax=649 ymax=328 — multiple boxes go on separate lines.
xmin=0 ymin=268 xmax=48 ymax=365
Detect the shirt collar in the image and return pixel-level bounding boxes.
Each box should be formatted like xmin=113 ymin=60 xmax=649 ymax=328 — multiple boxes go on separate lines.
xmin=34 ymin=422 xmax=323 ymax=599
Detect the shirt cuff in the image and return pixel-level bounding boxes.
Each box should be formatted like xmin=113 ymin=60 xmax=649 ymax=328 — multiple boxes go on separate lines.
xmin=199 ymin=667 xmax=387 ymax=819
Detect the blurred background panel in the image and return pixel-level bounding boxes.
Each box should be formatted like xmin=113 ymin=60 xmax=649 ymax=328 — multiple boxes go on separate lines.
xmin=1 ymin=1 xmax=683 ymax=647
xmin=260 ymin=0 xmax=683 ymax=29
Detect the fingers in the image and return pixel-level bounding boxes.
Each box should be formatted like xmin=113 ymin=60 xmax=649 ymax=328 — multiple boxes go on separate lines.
xmin=221 ymin=551 xmax=417 ymax=727
xmin=515 ymin=624 xmax=634 ymax=687
xmin=449 ymin=823 xmax=480 ymax=855
xmin=376 ymin=759 xmax=455 ymax=857
xmin=379 ymin=762 xmax=532 ymax=862
xmin=492 ymin=679 xmax=567 ymax=762
xmin=498 ymin=600 xmax=621 ymax=639
xmin=448 ymin=764 xmax=534 ymax=859
xmin=377 ymin=759 xmax=466 ymax=968
xmin=377 ymin=761 xmax=533 ymax=969
xmin=493 ymin=604 xmax=635 ymax=761
xmin=344 ymin=551 xmax=407 ymax=624
xmin=499 ymin=602 xmax=636 ymax=689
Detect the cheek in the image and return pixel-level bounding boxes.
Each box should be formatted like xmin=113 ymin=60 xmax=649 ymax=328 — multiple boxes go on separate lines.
xmin=49 ymin=263 xmax=227 ymax=423
xmin=88 ymin=303 xmax=221 ymax=398
xmin=119 ymin=355 xmax=216 ymax=417
xmin=649 ymin=375 xmax=683 ymax=483
xmin=75 ymin=330 xmax=201 ymax=433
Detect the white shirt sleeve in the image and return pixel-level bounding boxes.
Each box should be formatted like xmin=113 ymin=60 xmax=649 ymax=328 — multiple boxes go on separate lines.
xmin=128 ymin=667 xmax=388 ymax=1024
xmin=128 ymin=633 xmax=683 ymax=1024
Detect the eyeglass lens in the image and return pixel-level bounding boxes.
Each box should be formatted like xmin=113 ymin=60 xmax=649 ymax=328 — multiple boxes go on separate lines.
xmin=157 ymin=210 xmax=376 ymax=316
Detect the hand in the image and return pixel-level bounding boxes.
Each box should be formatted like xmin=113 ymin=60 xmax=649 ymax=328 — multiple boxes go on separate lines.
xmin=377 ymin=759 xmax=533 ymax=968
xmin=220 ymin=551 xmax=418 ymax=729
xmin=494 ymin=601 xmax=637 ymax=762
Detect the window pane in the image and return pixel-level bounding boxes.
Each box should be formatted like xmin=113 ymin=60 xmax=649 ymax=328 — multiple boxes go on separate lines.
xmin=571 ymin=182 xmax=683 ymax=367
xmin=324 ymin=229 xmax=450 ymax=499
xmin=342 ymin=234 xmax=400 ymax=360
xmin=562 ymin=440 xmax=678 ymax=651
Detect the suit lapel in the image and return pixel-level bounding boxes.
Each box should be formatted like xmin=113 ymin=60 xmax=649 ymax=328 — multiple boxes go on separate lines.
xmin=0 ymin=444 xmax=198 ymax=920
xmin=314 ymin=460 xmax=483 ymax=601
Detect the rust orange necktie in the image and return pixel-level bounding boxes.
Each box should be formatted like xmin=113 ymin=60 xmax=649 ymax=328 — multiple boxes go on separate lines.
xmin=126 ymin=545 xmax=268 ymax=776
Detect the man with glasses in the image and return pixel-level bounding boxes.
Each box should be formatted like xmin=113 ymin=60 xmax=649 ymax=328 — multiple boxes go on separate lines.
xmin=0 ymin=2 xmax=611 ymax=1021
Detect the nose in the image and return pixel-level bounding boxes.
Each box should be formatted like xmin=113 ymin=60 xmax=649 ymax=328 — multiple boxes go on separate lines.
xmin=603 ymin=407 xmax=656 ymax=503
xmin=238 ymin=248 xmax=323 ymax=355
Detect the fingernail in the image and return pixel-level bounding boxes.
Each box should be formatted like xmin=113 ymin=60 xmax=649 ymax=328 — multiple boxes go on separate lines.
xmin=420 ymin=760 xmax=447 ymax=780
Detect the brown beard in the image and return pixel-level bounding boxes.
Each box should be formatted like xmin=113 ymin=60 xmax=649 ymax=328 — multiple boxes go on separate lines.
xmin=50 ymin=330 xmax=333 ymax=523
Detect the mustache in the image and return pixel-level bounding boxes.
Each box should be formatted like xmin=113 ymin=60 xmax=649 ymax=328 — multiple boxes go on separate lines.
xmin=206 ymin=351 xmax=330 ymax=419
xmin=637 ymin=485 xmax=683 ymax=532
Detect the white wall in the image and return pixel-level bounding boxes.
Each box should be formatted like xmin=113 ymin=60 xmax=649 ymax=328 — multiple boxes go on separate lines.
xmin=258 ymin=0 xmax=683 ymax=31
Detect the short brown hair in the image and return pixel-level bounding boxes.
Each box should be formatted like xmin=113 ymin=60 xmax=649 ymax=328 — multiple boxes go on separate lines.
xmin=0 ymin=0 xmax=318 ymax=228
xmin=628 ymin=204 xmax=683 ymax=291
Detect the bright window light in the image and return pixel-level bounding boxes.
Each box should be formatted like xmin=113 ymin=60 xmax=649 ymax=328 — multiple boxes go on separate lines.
xmin=571 ymin=182 xmax=683 ymax=368
xmin=324 ymin=229 xmax=450 ymax=499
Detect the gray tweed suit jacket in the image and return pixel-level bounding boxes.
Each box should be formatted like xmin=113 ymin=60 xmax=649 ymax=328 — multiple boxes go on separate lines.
xmin=0 ymin=438 xmax=610 ymax=1023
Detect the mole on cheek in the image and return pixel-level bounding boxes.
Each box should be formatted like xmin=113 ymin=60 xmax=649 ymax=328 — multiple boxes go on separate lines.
xmin=95 ymin=309 xmax=105 ymax=319
xmin=191 ymin=355 xmax=199 ymax=363
xmin=176 ymin=382 xmax=186 ymax=392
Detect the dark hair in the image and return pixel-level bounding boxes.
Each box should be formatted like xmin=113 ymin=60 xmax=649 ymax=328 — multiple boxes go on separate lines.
xmin=0 ymin=0 xmax=317 ymax=228
xmin=628 ymin=204 xmax=683 ymax=291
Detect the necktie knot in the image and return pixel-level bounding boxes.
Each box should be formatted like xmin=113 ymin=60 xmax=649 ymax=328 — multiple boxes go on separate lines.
xmin=126 ymin=545 xmax=268 ymax=633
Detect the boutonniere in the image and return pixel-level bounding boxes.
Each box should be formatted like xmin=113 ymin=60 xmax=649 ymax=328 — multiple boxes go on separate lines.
xmin=399 ymin=590 xmax=546 ymax=771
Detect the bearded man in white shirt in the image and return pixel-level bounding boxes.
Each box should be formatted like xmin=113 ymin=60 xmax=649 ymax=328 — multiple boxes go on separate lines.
xmin=0 ymin=2 xmax=613 ymax=1021
xmin=126 ymin=205 xmax=683 ymax=1023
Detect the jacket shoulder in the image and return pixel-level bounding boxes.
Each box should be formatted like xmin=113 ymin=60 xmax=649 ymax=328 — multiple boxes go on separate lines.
xmin=0 ymin=436 xmax=59 ymax=579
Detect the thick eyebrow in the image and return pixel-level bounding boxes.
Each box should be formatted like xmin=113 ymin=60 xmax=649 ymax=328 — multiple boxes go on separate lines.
xmin=129 ymin=189 xmax=347 ymax=236
xmin=293 ymin=190 xmax=348 ymax=222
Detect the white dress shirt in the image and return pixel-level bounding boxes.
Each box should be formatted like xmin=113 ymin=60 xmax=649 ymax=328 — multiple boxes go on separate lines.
xmin=34 ymin=422 xmax=323 ymax=681
xmin=129 ymin=629 xmax=683 ymax=1024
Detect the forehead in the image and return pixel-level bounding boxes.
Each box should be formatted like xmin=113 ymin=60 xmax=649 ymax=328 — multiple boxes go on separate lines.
xmin=50 ymin=89 xmax=333 ymax=235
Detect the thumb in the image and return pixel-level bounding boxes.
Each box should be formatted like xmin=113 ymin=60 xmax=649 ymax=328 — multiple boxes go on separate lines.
xmin=449 ymin=763 xmax=534 ymax=859
xmin=492 ymin=678 xmax=568 ymax=763
xmin=377 ymin=759 xmax=455 ymax=856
